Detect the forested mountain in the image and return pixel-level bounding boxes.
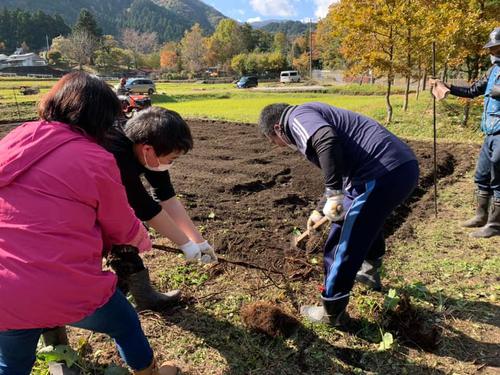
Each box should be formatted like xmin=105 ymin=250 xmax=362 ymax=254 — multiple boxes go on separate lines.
xmin=119 ymin=0 xmax=192 ymax=42
xmin=0 ymin=8 xmax=71 ymax=52
xmin=259 ymin=21 xmax=315 ymax=37
xmin=0 ymin=0 xmax=131 ymax=35
xmin=0 ymin=0 xmax=227 ymax=43
xmin=152 ymin=0 xmax=226 ymax=34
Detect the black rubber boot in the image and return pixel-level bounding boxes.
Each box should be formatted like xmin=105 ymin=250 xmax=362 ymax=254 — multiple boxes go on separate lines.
xmin=355 ymin=258 xmax=382 ymax=291
xmin=470 ymin=198 xmax=500 ymax=238
xmin=107 ymin=245 xmax=181 ymax=311
xmin=462 ymin=190 xmax=492 ymax=228
xmin=127 ymin=268 xmax=181 ymax=311
xmin=300 ymin=295 xmax=349 ymax=327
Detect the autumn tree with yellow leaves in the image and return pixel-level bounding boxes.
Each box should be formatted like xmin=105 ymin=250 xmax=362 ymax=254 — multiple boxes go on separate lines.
xmin=316 ymin=0 xmax=498 ymax=123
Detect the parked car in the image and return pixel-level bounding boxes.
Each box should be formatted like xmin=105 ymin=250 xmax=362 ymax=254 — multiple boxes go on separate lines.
xmin=236 ymin=76 xmax=258 ymax=88
xmin=125 ymin=78 xmax=156 ymax=94
xmin=280 ymin=70 xmax=301 ymax=83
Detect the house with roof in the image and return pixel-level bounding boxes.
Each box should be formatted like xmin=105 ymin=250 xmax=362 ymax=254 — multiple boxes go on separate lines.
xmin=0 ymin=49 xmax=47 ymax=68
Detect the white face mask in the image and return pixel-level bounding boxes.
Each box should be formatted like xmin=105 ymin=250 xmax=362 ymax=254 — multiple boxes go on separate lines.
xmin=491 ymin=55 xmax=500 ymax=65
xmin=143 ymin=149 xmax=174 ymax=172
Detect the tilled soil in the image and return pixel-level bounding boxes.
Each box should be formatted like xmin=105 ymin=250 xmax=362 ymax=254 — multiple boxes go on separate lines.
xmin=169 ymin=119 xmax=479 ymax=275
xmin=0 ymin=120 xmax=479 ymax=280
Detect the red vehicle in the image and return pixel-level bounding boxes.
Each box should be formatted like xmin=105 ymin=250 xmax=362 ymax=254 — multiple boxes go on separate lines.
xmin=118 ymin=91 xmax=152 ymax=118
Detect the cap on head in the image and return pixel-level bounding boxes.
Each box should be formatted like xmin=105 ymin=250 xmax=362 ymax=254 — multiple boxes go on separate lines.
xmin=484 ymin=27 xmax=500 ymax=49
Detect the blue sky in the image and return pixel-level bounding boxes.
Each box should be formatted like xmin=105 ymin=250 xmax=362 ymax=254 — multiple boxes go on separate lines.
xmin=205 ymin=0 xmax=338 ymax=23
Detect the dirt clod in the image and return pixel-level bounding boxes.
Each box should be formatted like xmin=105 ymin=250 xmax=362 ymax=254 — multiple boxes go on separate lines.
xmin=387 ymin=293 xmax=441 ymax=352
xmin=240 ymin=301 xmax=300 ymax=338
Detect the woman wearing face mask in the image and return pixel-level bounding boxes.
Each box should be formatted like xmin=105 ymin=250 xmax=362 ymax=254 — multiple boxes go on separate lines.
xmin=102 ymin=107 xmax=218 ymax=312
xmin=0 ymin=72 xmax=179 ymax=375
xmin=430 ymin=26 xmax=500 ymax=239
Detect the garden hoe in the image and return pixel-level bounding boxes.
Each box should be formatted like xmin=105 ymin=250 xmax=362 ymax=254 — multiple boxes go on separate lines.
xmin=292 ymin=216 xmax=330 ymax=248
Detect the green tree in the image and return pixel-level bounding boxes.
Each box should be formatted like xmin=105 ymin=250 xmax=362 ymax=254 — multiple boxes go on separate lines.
xmin=73 ymin=9 xmax=102 ymax=38
xmin=206 ymin=19 xmax=245 ymax=67
xmin=180 ymin=24 xmax=206 ymax=75
xmin=272 ymin=32 xmax=288 ymax=55
xmin=47 ymin=50 xmax=63 ymax=66
xmin=231 ymin=53 xmax=247 ymax=75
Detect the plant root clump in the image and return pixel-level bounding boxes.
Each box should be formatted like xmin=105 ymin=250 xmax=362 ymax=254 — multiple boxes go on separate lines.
xmin=240 ymin=301 xmax=300 ymax=338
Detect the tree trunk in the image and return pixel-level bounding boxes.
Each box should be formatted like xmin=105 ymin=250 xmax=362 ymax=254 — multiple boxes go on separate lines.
xmin=462 ymin=102 xmax=471 ymax=128
xmin=403 ymin=75 xmax=411 ymax=111
xmin=441 ymin=62 xmax=448 ymax=82
xmin=386 ymin=75 xmax=393 ymax=124
xmin=416 ymin=63 xmax=422 ymax=100
xmin=462 ymin=54 xmax=481 ymax=128
xmin=386 ymin=26 xmax=394 ymax=124
xmin=403 ymin=18 xmax=412 ymax=111
xmin=422 ymin=69 xmax=428 ymax=91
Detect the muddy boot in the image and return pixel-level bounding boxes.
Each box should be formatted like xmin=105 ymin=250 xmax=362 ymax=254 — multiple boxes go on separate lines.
xmin=134 ymin=359 xmax=179 ymax=375
xmin=470 ymin=199 xmax=500 ymax=238
xmin=127 ymin=268 xmax=181 ymax=311
xmin=300 ymin=295 xmax=349 ymax=327
xmin=462 ymin=190 xmax=491 ymax=228
xmin=355 ymin=258 xmax=382 ymax=291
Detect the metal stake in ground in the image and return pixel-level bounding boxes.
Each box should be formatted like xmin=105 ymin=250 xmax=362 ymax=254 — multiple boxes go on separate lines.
xmin=12 ymin=88 xmax=21 ymax=121
xmin=432 ymin=42 xmax=438 ymax=218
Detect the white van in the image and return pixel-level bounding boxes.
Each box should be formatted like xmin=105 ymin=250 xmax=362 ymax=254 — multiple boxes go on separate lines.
xmin=280 ymin=70 xmax=301 ymax=83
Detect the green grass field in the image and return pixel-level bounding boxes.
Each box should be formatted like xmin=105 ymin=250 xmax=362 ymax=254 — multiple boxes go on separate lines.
xmin=0 ymin=78 xmax=484 ymax=143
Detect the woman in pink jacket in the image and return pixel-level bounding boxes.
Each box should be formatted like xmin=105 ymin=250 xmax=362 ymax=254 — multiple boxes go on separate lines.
xmin=0 ymin=72 xmax=177 ymax=375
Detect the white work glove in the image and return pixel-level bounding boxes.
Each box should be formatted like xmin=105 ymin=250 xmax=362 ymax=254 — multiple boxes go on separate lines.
xmin=307 ymin=210 xmax=324 ymax=230
xmin=322 ymin=190 xmax=345 ymax=222
xmin=179 ymin=240 xmax=201 ymax=263
xmin=429 ymin=78 xmax=450 ymax=100
xmin=198 ymin=240 xmax=218 ymax=264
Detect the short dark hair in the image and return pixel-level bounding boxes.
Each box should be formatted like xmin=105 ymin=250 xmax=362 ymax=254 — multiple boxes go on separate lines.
xmin=125 ymin=107 xmax=193 ymax=155
xmin=38 ymin=71 xmax=121 ymax=143
xmin=258 ymin=103 xmax=290 ymax=137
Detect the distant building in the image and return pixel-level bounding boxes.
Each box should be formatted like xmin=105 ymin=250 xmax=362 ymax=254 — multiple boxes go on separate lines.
xmin=0 ymin=52 xmax=47 ymax=68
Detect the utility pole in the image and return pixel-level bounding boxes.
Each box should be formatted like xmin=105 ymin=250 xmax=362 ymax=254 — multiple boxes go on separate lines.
xmin=45 ymin=34 xmax=50 ymax=62
xmin=309 ymin=18 xmax=313 ymax=79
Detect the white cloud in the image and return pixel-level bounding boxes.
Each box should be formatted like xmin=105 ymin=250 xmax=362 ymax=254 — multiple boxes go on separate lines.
xmin=249 ymin=0 xmax=297 ymax=17
xmin=247 ymin=17 xmax=262 ymax=23
xmin=313 ymin=0 xmax=338 ymax=19
xmin=237 ymin=9 xmax=245 ymax=15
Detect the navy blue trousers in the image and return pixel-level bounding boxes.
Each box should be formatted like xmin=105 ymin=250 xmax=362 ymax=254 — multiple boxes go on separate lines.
xmin=0 ymin=290 xmax=153 ymax=375
xmin=475 ymin=134 xmax=500 ymax=199
xmin=323 ymin=161 xmax=419 ymax=300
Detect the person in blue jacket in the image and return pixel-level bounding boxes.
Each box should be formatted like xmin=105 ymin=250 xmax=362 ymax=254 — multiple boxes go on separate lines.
xmin=431 ymin=27 xmax=500 ymax=238
xmin=258 ymin=102 xmax=419 ymax=326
